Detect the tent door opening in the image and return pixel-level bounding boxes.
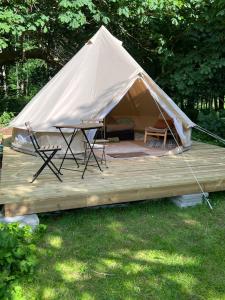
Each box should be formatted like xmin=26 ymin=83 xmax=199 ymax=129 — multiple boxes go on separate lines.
xmin=98 ymin=78 xmax=179 ymax=147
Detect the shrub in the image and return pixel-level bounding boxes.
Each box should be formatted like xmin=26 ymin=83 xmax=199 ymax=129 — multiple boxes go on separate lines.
xmin=197 ymin=111 xmax=225 ymax=139
xmin=183 ymin=107 xmax=199 ymax=123
xmin=0 ymin=223 xmax=46 ymax=300
xmin=219 ymin=109 xmax=225 ymax=118
xmin=0 ymin=112 xmax=14 ymax=127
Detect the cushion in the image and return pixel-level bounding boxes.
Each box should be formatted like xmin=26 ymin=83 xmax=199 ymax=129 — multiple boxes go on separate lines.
xmin=106 ymin=123 xmax=134 ymax=132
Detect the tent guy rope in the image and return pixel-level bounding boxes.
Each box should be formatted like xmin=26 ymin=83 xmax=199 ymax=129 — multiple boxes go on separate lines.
xmin=150 ymin=93 xmax=213 ymax=210
xmin=194 ymin=125 xmax=225 ymax=145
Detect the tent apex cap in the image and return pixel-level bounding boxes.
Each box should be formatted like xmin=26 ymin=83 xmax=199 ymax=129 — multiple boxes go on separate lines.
xmin=89 ymin=26 xmax=123 ymax=46
xmin=100 ymin=25 xmax=107 ymax=30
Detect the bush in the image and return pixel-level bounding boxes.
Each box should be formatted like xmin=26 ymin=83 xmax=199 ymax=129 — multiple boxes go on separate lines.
xmin=0 ymin=223 xmax=46 ymax=300
xmin=0 ymin=96 xmax=29 ymax=115
xmin=197 ymin=111 xmax=225 ymax=139
xmin=183 ymin=107 xmax=199 ymax=123
xmin=219 ymin=109 xmax=225 ymax=118
xmin=0 ymin=112 xmax=14 ymax=127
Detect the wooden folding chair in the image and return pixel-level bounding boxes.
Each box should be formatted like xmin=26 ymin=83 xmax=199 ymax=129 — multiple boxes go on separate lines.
xmin=144 ymin=119 xmax=178 ymax=148
xmin=25 ymin=122 xmax=62 ymax=183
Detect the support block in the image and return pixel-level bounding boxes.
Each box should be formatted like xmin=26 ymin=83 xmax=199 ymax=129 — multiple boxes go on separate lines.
xmin=0 ymin=213 xmax=39 ymax=229
xmin=171 ymin=193 xmax=208 ymax=208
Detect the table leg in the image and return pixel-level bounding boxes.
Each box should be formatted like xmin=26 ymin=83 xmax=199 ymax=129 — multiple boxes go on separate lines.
xmin=58 ymin=128 xmax=79 ymax=172
xmin=81 ymin=129 xmax=102 ymax=179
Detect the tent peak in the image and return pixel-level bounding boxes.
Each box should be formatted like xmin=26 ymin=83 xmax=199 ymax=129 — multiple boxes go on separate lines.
xmin=99 ymin=25 xmax=107 ymax=30
xmin=89 ymin=26 xmax=122 ymax=45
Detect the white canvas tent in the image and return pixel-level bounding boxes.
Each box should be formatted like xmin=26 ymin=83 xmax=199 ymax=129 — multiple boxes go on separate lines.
xmin=10 ymin=26 xmax=195 ymax=154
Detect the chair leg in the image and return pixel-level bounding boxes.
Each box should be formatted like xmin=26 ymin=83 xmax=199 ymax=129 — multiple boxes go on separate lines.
xmin=31 ymin=150 xmax=62 ymax=183
xmin=101 ymin=145 xmax=108 ymax=168
xmin=144 ymin=132 xmax=147 ymax=143
xmin=83 ymin=143 xmax=87 ymax=164
xmin=101 ymin=146 xmax=104 ymax=164
xmin=163 ymin=131 xmax=167 ymax=148
xmin=42 ymin=152 xmax=63 ymax=175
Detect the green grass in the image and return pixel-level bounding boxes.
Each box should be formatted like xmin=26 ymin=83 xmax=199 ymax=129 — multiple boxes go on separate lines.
xmin=22 ymin=193 xmax=225 ymax=300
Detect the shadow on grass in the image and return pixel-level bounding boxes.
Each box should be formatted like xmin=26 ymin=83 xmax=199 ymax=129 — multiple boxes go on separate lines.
xmin=24 ymin=195 xmax=225 ymax=300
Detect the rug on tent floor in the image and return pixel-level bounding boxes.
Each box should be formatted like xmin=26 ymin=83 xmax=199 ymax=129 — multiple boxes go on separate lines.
xmin=147 ymin=138 xmax=177 ymax=149
xmin=107 ymin=152 xmax=150 ymax=158
xmin=94 ymin=140 xmax=182 ymax=160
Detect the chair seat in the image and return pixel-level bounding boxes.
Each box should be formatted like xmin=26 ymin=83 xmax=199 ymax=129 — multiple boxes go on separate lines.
xmin=145 ymin=127 xmax=167 ymax=133
xmin=89 ymin=143 xmax=105 ymax=149
xmin=84 ymin=139 xmax=109 ymax=149
xmin=38 ymin=145 xmax=61 ymax=152
xmin=95 ymin=139 xmax=109 ymax=144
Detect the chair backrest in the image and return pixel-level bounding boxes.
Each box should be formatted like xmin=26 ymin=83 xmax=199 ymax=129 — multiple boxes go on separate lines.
xmin=81 ymin=119 xmax=105 ymax=139
xmin=25 ymin=122 xmax=40 ymax=151
xmin=81 ymin=119 xmax=103 ymax=124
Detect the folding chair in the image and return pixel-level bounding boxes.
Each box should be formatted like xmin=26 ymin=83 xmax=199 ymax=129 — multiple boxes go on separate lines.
xmin=144 ymin=119 xmax=178 ymax=148
xmin=25 ymin=122 xmax=62 ymax=183
xmin=83 ymin=139 xmax=109 ymax=167
xmin=82 ymin=119 xmax=109 ymax=167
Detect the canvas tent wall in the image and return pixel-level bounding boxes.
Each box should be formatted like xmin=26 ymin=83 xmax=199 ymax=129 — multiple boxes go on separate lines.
xmin=10 ymin=26 xmax=195 ymax=154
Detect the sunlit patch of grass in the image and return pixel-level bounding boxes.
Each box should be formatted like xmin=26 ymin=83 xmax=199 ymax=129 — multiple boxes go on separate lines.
xmin=47 ymin=236 xmax=63 ymax=249
xmin=183 ymin=218 xmax=200 ymax=226
xmin=42 ymin=287 xmax=56 ymax=300
xmin=55 ymin=260 xmax=89 ymax=281
xmin=21 ymin=194 xmax=225 ymax=300
xmin=133 ymin=250 xmax=199 ymax=266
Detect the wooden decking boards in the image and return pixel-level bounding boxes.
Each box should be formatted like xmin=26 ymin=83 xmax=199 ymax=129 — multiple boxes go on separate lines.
xmin=1 ymin=141 xmax=225 ymax=217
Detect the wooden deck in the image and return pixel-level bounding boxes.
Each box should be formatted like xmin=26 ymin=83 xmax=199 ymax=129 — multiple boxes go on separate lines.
xmin=1 ymin=142 xmax=225 ymax=217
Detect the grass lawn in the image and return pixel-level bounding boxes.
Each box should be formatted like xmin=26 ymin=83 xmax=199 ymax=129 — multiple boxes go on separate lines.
xmin=22 ymin=193 xmax=225 ymax=300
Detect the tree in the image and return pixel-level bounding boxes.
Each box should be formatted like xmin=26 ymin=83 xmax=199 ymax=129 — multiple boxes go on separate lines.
xmin=0 ymin=0 xmax=224 ymax=115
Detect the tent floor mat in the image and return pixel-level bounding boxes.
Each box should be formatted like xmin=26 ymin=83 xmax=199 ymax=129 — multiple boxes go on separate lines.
xmin=95 ymin=140 xmax=181 ymax=160
xmin=107 ymin=152 xmax=149 ymax=158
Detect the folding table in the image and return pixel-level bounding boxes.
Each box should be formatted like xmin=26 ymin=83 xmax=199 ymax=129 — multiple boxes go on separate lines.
xmin=54 ymin=123 xmax=103 ymax=178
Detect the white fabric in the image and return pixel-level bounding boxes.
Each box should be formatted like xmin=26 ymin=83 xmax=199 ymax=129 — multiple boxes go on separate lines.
xmin=0 ymin=213 xmax=39 ymax=230
xmin=10 ymin=26 xmax=195 ymax=150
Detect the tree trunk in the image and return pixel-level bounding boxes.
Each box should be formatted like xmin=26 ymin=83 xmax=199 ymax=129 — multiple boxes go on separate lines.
xmin=214 ymin=97 xmax=218 ymax=111
xmin=16 ymin=63 xmax=19 ymax=98
xmin=2 ymin=65 xmax=7 ymax=97
xmin=219 ymin=96 xmax=224 ymax=110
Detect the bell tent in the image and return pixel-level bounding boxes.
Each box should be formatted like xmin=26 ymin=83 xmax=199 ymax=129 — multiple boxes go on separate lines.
xmin=10 ymin=26 xmax=195 ymax=154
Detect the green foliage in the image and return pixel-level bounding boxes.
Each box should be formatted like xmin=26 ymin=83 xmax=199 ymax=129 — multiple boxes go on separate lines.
xmin=0 ymin=0 xmax=224 ymax=117
xmin=0 ymin=112 xmax=14 ymax=127
xmin=158 ymin=0 xmax=225 ymax=104
xmin=183 ymin=107 xmax=199 ymax=123
xmin=0 ymin=223 xmax=46 ymax=300
xmin=0 ymin=2 xmax=49 ymax=49
xmin=58 ymin=0 xmax=95 ymax=29
xmin=197 ymin=111 xmax=225 ymax=138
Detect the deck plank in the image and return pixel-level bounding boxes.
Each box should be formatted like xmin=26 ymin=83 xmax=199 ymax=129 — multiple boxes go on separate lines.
xmin=1 ymin=141 xmax=225 ymax=216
